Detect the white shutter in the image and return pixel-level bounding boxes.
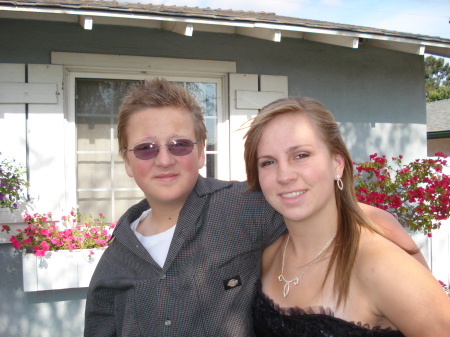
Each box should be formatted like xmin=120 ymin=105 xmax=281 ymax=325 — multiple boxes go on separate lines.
xmin=0 ymin=64 xmax=27 ymax=165
xmin=27 ymin=64 xmax=65 ymax=215
xmin=228 ymin=74 xmax=288 ymax=181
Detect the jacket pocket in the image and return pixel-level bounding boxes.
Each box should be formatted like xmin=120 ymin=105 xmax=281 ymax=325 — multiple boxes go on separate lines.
xmin=194 ymin=252 xmax=258 ymax=337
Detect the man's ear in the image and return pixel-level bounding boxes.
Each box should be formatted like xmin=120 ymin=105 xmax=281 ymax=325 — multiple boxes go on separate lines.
xmin=123 ymin=151 xmax=134 ymax=178
xmin=197 ymin=141 xmax=206 ymax=170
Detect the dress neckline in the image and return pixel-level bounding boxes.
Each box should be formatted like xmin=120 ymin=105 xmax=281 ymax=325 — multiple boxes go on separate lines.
xmin=255 ymin=280 xmax=400 ymax=333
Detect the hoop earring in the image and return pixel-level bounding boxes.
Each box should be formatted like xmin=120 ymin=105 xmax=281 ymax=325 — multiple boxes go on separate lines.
xmin=336 ymin=175 xmax=344 ymax=190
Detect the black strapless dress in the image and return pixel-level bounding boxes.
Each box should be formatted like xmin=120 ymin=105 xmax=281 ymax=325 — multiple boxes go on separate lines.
xmin=252 ymin=281 xmax=404 ymax=337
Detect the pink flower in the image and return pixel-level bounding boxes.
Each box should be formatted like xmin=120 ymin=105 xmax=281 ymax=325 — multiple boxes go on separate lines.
xmin=10 ymin=236 xmax=22 ymax=249
xmin=40 ymin=228 xmax=52 ymax=237
xmin=34 ymin=242 xmax=50 ymax=256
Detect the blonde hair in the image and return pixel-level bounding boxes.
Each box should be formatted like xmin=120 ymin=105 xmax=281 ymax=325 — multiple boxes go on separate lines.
xmin=244 ymin=97 xmax=388 ymax=307
xmin=117 ymin=78 xmax=207 ymax=157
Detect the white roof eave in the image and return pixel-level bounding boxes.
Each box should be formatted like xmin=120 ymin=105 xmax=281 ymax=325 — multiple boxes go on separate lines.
xmin=2 ymin=4 xmax=450 ymax=56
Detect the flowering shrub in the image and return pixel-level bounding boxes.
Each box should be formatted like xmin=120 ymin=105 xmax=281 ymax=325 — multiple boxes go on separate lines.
xmin=354 ymin=152 xmax=450 ymax=236
xmin=2 ymin=209 xmax=116 ymax=256
xmin=0 ymin=153 xmax=28 ymax=212
xmin=439 ymin=280 xmax=450 ymax=297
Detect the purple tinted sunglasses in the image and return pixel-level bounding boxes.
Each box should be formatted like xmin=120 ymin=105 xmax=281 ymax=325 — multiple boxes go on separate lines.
xmin=129 ymin=139 xmax=198 ymax=160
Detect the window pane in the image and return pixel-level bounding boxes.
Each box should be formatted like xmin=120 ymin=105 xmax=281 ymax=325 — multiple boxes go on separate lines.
xmin=77 ymin=153 xmax=111 ymax=189
xmin=76 ymin=79 xmax=135 ymax=115
xmin=78 ymin=190 xmax=112 ymax=223
xmin=77 ymin=116 xmax=113 ymax=152
xmin=176 ymin=82 xmax=218 ymax=155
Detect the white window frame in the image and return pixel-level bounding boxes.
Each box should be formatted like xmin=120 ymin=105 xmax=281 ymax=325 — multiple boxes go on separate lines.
xmin=52 ymin=52 xmax=235 ymax=211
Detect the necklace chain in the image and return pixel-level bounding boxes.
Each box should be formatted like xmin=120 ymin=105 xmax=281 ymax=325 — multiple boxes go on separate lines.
xmin=278 ymin=232 xmax=336 ymax=297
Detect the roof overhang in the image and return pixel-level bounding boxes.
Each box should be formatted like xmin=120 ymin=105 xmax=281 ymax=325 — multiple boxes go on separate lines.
xmin=2 ymin=1 xmax=450 ymax=57
xmin=428 ymin=131 xmax=450 ymax=139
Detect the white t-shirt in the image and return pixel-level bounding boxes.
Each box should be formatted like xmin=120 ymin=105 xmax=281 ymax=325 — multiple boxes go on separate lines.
xmin=130 ymin=209 xmax=176 ymax=268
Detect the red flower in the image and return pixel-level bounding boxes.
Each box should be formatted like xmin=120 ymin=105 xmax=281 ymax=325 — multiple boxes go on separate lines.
xmin=354 ymin=152 xmax=450 ymax=235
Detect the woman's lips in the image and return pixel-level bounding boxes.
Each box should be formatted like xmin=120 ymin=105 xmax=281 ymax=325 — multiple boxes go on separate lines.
xmin=280 ymin=190 xmax=306 ymax=198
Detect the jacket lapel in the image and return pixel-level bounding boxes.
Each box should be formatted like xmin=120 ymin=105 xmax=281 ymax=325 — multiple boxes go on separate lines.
xmin=163 ymin=176 xmax=232 ymax=270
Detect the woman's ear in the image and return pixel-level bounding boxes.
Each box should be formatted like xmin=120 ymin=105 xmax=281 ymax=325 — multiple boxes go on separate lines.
xmin=334 ymin=153 xmax=345 ymax=177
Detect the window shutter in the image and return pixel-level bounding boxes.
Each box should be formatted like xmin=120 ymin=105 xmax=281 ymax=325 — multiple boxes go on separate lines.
xmin=228 ymin=74 xmax=288 ymax=181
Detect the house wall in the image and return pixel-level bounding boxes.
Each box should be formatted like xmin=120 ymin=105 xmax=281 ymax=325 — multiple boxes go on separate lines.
xmin=0 ymin=18 xmax=427 ymax=163
xmin=428 ymin=137 xmax=450 ymax=156
xmin=0 ymin=18 xmax=429 ymax=337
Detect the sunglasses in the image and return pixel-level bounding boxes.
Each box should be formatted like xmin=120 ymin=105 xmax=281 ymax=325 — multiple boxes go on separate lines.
xmin=128 ymin=139 xmax=198 ymax=160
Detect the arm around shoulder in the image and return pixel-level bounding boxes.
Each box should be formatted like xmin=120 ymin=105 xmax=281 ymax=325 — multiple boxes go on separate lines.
xmin=359 ymin=203 xmax=428 ymax=269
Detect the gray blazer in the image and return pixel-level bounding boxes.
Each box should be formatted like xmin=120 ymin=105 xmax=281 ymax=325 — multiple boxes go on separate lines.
xmin=85 ymin=176 xmax=285 ymax=336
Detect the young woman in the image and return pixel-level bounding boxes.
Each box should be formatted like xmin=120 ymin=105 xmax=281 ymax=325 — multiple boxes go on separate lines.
xmin=244 ymin=97 xmax=450 ymax=336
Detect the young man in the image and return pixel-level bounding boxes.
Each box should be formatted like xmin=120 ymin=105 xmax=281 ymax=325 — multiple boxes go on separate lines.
xmin=84 ymin=78 xmax=424 ymax=336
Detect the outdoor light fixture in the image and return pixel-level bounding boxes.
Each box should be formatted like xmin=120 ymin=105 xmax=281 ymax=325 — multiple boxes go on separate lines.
xmin=79 ymin=16 xmax=93 ymax=30
xmin=273 ymin=30 xmax=281 ymax=42
xmin=161 ymin=22 xmax=194 ymax=36
xmin=185 ymin=24 xmax=194 ymax=36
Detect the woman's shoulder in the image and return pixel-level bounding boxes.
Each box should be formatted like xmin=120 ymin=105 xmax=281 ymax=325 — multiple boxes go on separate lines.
xmin=355 ymin=229 xmax=409 ymax=273
xmin=353 ymin=229 xmax=450 ymax=335
xmin=353 ymin=228 xmax=435 ymax=310
xmin=352 ymin=228 xmax=423 ymax=295
xmin=262 ymin=234 xmax=286 ymax=272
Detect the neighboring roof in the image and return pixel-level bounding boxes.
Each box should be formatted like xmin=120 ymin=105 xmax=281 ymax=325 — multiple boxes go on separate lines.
xmin=2 ymin=0 xmax=450 ymax=57
xmin=427 ymin=99 xmax=450 ymax=135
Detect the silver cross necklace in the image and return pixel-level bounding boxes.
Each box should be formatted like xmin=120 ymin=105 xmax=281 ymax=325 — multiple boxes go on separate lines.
xmin=278 ymin=232 xmax=336 ymax=297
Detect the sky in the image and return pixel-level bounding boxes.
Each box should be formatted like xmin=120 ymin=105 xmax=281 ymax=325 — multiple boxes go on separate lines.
xmin=125 ymin=0 xmax=450 ymax=41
